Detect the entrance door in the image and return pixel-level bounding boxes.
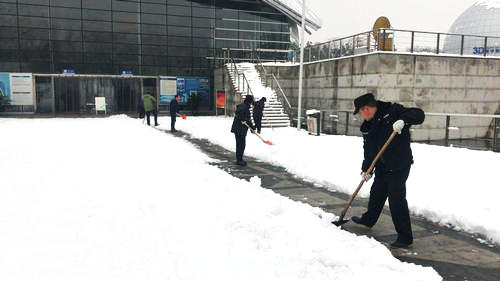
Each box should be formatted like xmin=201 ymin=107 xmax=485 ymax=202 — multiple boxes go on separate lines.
xmin=54 ymin=77 xmax=80 ymax=113
xmin=112 ymin=78 xmax=141 ymax=113
xmin=35 ymin=77 xmax=53 ymax=113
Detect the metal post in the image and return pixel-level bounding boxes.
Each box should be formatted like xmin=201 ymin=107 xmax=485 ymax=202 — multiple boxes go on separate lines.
xmin=494 ymin=118 xmax=498 ymax=151
xmin=460 ymin=35 xmax=464 ymax=55
xmin=382 ymin=29 xmax=386 ymax=51
xmin=367 ymin=33 xmax=370 ymax=53
xmin=345 ymin=112 xmax=349 ymax=135
xmin=484 ymin=37 xmax=488 ymax=57
xmin=297 ymin=0 xmax=306 ymax=130
xmin=436 ymin=33 xmax=440 ymax=54
xmin=352 ymin=36 xmax=355 ymax=55
xmin=51 ymin=76 xmax=55 ymax=114
xmin=410 ymin=31 xmax=414 ymax=53
xmin=445 ymin=115 xmax=450 ymax=146
xmin=339 ymin=39 xmax=342 ymax=56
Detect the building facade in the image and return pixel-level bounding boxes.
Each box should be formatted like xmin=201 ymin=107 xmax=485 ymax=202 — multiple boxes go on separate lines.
xmin=0 ymin=0 xmax=321 ymax=114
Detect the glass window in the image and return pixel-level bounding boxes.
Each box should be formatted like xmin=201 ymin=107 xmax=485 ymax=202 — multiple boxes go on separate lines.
xmin=19 ymin=16 xmax=49 ymax=28
xmin=52 ymin=29 xmax=82 ymax=41
xmin=83 ymin=9 xmax=111 ymax=21
xmin=19 ymin=4 xmax=49 ymax=17
xmin=167 ymin=56 xmax=191 ymax=67
xmin=113 ymin=22 xmax=139 ymax=33
xmin=53 ymin=41 xmax=83 ymax=52
xmin=53 ymin=52 xmax=83 ymax=63
xmin=192 ymin=37 xmax=210 ymax=48
xmin=141 ymin=24 xmax=166 ymax=35
xmin=167 ymin=15 xmax=191 ymax=27
xmin=113 ymin=11 xmax=139 ymax=23
xmin=168 ymin=0 xmax=191 ymax=6
xmin=167 ymin=36 xmax=192 ymax=47
xmin=113 ymin=54 xmax=139 ymax=65
xmin=142 ymin=66 xmax=167 ymax=76
xmin=20 ymin=62 xmax=50 ymax=73
xmin=113 ymin=33 xmax=139 ymax=44
xmin=142 ymin=14 xmax=166 ymax=25
xmin=192 ymin=0 xmax=212 ymax=8
xmin=18 ymin=0 xmax=49 ymax=5
xmin=83 ymin=31 xmax=113 ymax=42
xmin=142 ymin=3 xmax=166 ymax=14
xmin=167 ymin=5 xmax=191 ymax=16
xmin=113 ymin=43 xmax=140 ymax=54
xmin=19 ymin=28 xmax=50 ymax=40
xmin=0 ymin=3 xmax=17 ymax=15
xmin=193 ymin=7 xmax=214 ymax=18
xmin=83 ymin=53 xmax=112 ymax=64
xmin=215 ymin=29 xmax=237 ymax=38
xmin=167 ymin=25 xmax=190 ymax=36
xmin=50 ymin=0 xmax=81 ymax=8
xmin=0 ymin=49 xmax=19 ymax=62
xmin=51 ymin=18 xmax=82 ymax=30
xmin=168 ymin=46 xmax=191 ymax=56
xmin=0 ymin=39 xmax=19 ymax=50
xmin=141 ymin=55 xmax=167 ymax=66
xmin=19 ymin=50 xmax=51 ymax=61
xmin=142 ymin=45 xmax=167 ymax=56
xmin=84 ymin=42 xmax=113 ymax=53
xmin=0 ymin=27 xmax=18 ymax=39
xmin=142 ymin=34 xmax=167 ymax=45
xmin=112 ymin=0 xmax=139 ymax=12
xmin=51 ymin=7 xmax=81 ymax=19
xmin=193 ymin=27 xmax=211 ymax=38
xmin=83 ymin=0 xmax=111 ymax=10
xmin=192 ymin=17 xmax=214 ymax=28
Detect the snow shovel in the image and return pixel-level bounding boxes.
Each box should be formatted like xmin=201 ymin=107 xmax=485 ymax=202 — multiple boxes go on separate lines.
xmin=265 ymin=116 xmax=275 ymax=131
xmin=332 ymin=130 xmax=398 ymax=227
xmin=243 ymin=122 xmax=274 ymax=145
xmin=176 ymin=113 xmax=187 ymax=120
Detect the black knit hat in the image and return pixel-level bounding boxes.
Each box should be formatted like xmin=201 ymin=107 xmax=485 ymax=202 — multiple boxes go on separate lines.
xmin=353 ymin=93 xmax=376 ymax=114
xmin=244 ymin=95 xmax=254 ymax=104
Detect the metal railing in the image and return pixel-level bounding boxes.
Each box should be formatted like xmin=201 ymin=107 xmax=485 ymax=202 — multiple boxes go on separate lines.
xmin=225 ymin=49 xmax=255 ymax=97
xmin=330 ymin=111 xmax=500 ymax=152
xmin=295 ymin=28 xmax=500 ymax=63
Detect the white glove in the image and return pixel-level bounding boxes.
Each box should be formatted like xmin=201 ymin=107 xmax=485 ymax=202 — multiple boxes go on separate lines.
xmin=393 ymin=119 xmax=405 ymax=134
xmin=361 ymin=172 xmax=372 ymax=181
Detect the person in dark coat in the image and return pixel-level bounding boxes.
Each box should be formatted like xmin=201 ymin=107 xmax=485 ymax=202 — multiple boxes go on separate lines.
xmin=350 ymin=93 xmax=425 ymax=249
xmin=252 ymin=97 xmax=266 ymax=134
xmin=170 ymin=95 xmax=180 ymax=132
xmin=231 ymin=95 xmax=256 ymax=166
xmin=143 ymin=92 xmax=158 ymax=126
xmin=138 ymin=96 xmax=145 ymax=119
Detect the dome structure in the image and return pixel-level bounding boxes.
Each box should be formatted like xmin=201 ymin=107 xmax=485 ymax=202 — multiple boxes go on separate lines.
xmin=443 ymin=0 xmax=500 ymax=56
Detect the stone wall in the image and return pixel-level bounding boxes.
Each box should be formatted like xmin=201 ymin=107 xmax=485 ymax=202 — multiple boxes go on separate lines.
xmin=263 ymin=53 xmax=500 ymax=141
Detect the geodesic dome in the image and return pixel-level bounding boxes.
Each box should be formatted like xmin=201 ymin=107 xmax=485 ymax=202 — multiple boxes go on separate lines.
xmin=443 ymin=0 xmax=500 ymax=56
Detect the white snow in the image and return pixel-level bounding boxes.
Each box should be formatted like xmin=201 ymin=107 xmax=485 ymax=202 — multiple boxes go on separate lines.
xmin=0 ymin=116 xmax=441 ymax=281
xmin=232 ymin=63 xmax=275 ymax=100
xmin=167 ymin=116 xmax=500 ymax=245
xmin=306 ymin=109 xmax=321 ymax=115
xmin=475 ymin=0 xmax=500 ymax=9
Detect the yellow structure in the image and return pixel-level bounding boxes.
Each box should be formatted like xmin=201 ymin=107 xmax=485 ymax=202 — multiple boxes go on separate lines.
xmin=373 ymin=16 xmax=393 ymax=51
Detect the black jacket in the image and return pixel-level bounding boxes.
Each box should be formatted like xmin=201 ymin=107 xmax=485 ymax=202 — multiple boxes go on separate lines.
xmin=252 ymin=99 xmax=265 ymax=119
xmin=170 ymin=99 xmax=179 ymax=117
xmin=361 ymin=101 xmax=425 ymax=172
xmin=231 ymin=103 xmax=255 ymax=135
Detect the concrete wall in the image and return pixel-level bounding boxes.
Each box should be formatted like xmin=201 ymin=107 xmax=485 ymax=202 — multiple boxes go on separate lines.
xmin=263 ymin=53 xmax=500 ymax=141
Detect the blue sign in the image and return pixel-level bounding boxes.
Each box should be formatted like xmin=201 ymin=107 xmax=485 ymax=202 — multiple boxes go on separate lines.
xmin=0 ymin=73 xmax=11 ymax=103
xmin=473 ymin=46 xmax=500 ymax=55
xmin=121 ymin=70 xmax=133 ymax=75
xmin=159 ymin=76 xmax=210 ymax=106
xmin=62 ymin=69 xmax=75 ymax=74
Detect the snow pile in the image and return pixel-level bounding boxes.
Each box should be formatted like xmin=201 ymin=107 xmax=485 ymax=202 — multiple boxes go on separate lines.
xmin=0 ymin=116 xmax=441 ymax=281
xmin=475 ymin=0 xmax=500 ymax=9
xmin=168 ymin=116 xmax=500 ymax=245
xmin=235 ymin=63 xmax=275 ymax=99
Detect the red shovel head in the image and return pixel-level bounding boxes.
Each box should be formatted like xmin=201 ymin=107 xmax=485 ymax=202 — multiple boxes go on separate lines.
xmin=265 ymin=140 xmax=274 ymax=145
xmin=182 ymin=114 xmax=187 ymax=120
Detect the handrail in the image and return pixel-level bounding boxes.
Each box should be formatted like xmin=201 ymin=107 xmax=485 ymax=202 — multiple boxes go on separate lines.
xmin=226 ymin=49 xmax=255 ymax=97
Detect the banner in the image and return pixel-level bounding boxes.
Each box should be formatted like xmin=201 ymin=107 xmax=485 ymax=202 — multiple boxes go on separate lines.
xmin=10 ymin=73 xmax=33 ymax=105
xmin=159 ymin=76 xmax=177 ymax=105
xmin=217 ymin=91 xmax=225 ymax=108
xmin=0 ymin=73 xmax=10 ymax=103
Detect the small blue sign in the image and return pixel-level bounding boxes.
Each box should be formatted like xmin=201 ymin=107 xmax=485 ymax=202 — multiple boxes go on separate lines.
xmin=121 ymin=71 xmax=133 ymax=75
xmin=62 ymin=69 xmax=75 ymax=74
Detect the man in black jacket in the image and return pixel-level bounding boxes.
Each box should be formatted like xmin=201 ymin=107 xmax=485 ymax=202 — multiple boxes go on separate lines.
xmin=231 ymin=95 xmax=255 ymax=166
xmin=350 ymin=93 xmax=425 ymax=249
xmin=253 ymin=97 xmax=266 ymax=134
xmin=170 ymin=95 xmax=180 ymax=132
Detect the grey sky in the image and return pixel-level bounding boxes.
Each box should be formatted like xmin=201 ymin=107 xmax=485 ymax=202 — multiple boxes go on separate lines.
xmin=305 ymin=0 xmax=479 ymax=43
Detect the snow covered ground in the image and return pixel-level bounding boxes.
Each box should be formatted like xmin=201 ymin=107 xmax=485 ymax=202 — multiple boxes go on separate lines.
xmin=164 ymin=116 xmax=500 ymax=245
xmin=0 ymin=116 xmax=440 ymax=281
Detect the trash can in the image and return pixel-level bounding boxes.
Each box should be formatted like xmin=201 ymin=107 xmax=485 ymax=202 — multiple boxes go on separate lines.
xmin=306 ymin=109 xmax=321 ymax=136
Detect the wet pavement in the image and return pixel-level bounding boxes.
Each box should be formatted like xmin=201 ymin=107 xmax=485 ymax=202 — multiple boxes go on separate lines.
xmin=161 ymin=129 xmax=500 ymax=281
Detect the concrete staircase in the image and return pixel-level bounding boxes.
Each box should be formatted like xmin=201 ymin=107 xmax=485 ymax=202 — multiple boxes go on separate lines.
xmin=226 ymin=63 xmax=290 ymax=128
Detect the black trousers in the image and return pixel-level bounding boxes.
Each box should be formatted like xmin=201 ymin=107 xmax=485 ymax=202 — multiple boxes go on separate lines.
xmin=254 ymin=116 xmax=262 ymax=133
xmin=146 ymin=110 xmax=158 ymax=126
xmin=361 ymin=166 xmax=413 ymax=244
xmin=171 ymin=115 xmax=176 ymax=131
xmin=234 ymin=133 xmax=246 ymax=161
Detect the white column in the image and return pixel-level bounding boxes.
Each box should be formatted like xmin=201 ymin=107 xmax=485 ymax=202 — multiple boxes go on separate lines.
xmin=297 ymin=0 xmax=306 ymax=130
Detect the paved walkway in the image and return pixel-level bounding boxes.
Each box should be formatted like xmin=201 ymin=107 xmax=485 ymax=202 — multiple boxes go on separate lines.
xmin=161 ymin=129 xmax=500 ymax=281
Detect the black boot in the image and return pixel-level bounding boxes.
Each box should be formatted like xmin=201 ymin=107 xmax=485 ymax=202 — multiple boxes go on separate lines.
xmin=351 ymin=216 xmax=372 ymax=229
xmin=236 ymin=160 xmax=247 ymax=166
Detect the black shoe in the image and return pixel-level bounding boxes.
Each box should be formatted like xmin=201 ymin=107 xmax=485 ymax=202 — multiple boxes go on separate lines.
xmin=236 ymin=160 xmax=247 ymax=166
xmin=351 ymin=216 xmax=372 ymax=229
xmin=155 ymin=123 xmax=160 ymax=126
xmin=171 ymin=129 xmax=176 ymax=132
xmin=389 ymin=241 xmax=413 ymax=249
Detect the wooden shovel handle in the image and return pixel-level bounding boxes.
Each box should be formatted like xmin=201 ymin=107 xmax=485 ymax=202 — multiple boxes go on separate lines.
xmin=339 ymin=130 xmax=398 ymax=217
xmin=243 ymin=122 xmax=266 ymax=143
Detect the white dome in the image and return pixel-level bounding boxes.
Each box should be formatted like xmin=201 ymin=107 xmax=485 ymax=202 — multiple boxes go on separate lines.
xmin=443 ymin=1 xmax=500 ymax=56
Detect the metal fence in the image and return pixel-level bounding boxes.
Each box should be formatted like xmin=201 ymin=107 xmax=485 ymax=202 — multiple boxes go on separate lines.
xmin=329 ymin=111 xmax=500 ymax=152
xmin=295 ymin=29 xmax=500 ymax=63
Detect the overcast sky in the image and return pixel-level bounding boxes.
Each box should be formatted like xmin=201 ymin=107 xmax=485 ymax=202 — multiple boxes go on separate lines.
xmin=305 ymin=0 xmax=479 ymax=43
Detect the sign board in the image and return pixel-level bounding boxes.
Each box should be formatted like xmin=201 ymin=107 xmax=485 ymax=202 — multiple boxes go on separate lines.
xmin=217 ymin=91 xmax=225 ymax=108
xmin=9 ymin=73 xmax=33 ymax=106
xmin=95 ymin=97 xmax=106 ymax=112
xmin=160 ymin=76 xmax=210 ymax=106
xmin=121 ymin=70 xmax=133 ymax=75
xmin=0 ymin=73 xmax=10 ymax=103
xmin=62 ymin=69 xmax=75 ymax=74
